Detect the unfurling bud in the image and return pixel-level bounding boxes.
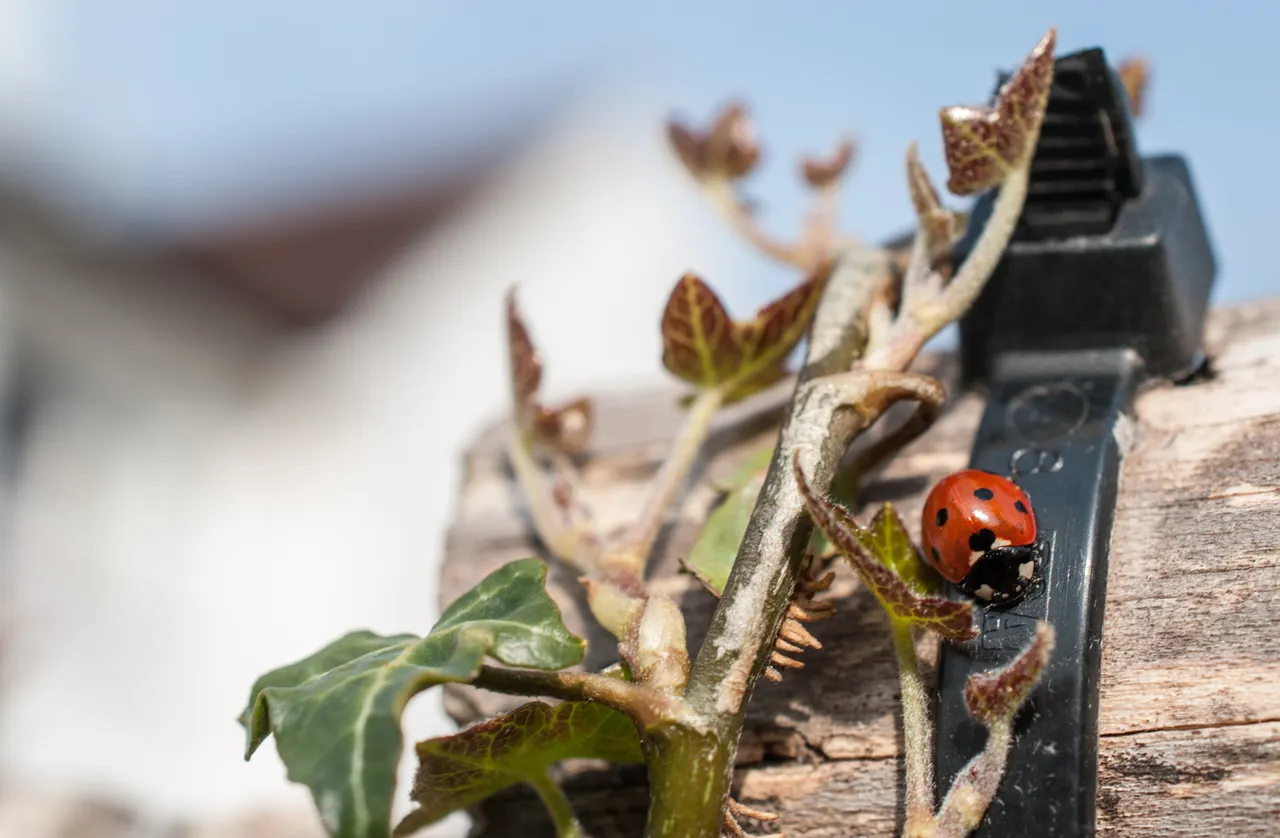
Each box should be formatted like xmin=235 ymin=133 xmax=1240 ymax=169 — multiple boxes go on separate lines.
xmin=801 ymin=137 xmax=857 ymax=189
xmin=626 ymin=595 xmax=690 ymax=695
xmin=940 ymin=28 xmax=1057 ymax=195
xmin=666 ymin=102 xmax=761 ymax=181
xmin=964 ymin=622 xmax=1055 ymax=726
xmin=906 ymin=142 xmax=960 ymax=262
xmin=507 ymin=291 xmax=596 ymax=454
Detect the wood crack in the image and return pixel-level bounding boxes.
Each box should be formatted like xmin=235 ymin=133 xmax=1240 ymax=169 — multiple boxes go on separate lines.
xmin=1101 ymin=717 xmax=1280 ymax=740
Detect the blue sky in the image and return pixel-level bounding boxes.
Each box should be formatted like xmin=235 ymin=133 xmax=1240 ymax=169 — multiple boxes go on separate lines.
xmin=3 ymin=1 xmax=1275 ymax=305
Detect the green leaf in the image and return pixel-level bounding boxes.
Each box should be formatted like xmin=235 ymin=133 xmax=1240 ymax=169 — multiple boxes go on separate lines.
xmin=851 ymin=504 xmax=942 ymax=595
xmin=685 ymin=473 xmax=765 ymax=595
xmin=396 ymin=699 xmax=644 ymax=835
xmin=240 ymin=559 xmax=584 ymax=838
xmin=688 ymin=454 xmax=858 ymax=596
xmin=709 ymin=443 xmax=776 ymax=493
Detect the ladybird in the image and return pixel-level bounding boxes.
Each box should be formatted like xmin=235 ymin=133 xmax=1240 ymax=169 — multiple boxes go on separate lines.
xmin=921 ymin=469 xmax=1039 ymax=604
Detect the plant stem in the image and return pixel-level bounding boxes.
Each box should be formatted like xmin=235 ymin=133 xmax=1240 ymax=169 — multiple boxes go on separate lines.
xmin=893 ymin=619 xmax=936 ymax=837
xmin=934 ymin=721 xmax=1014 ymax=838
xmin=703 ymin=178 xmax=805 ymax=266
xmin=863 ymin=168 xmax=1030 ymax=372
xmin=798 ymin=181 xmax=847 ymax=269
xmin=601 ymin=386 xmax=725 ymax=581
xmin=637 ymin=245 xmax=891 ymax=832
xmin=684 ymin=244 xmax=890 ymax=721
xmin=472 ymin=666 xmax=689 ymax=730
xmin=668 ymin=163 xmax=1034 ymax=834
xmin=529 ymin=769 xmax=585 ymax=838
xmin=508 ymin=428 xmax=600 ymax=571
xmin=930 ymin=167 xmax=1030 ymax=326
xmin=643 ymin=721 xmax=733 ymax=838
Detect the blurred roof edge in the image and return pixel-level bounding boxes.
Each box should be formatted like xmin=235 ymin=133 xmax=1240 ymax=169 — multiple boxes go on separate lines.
xmin=0 ymin=75 xmax=587 ymax=326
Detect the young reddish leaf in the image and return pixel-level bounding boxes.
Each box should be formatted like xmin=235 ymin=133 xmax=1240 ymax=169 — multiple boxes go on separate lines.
xmin=940 ymin=28 xmax=1057 ymax=195
xmin=507 ymin=289 xmax=542 ymax=407
xmin=507 ymin=291 xmax=594 ymax=454
xmin=803 ymin=464 xmax=862 ymax=560
xmin=800 ymin=137 xmax=857 ymax=189
xmin=793 ymin=453 xmax=976 ymax=641
xmin=906 ymin=142 xmax=959 ymax=261
xmin=733 ymin=271 xmax=826 ymax=375
xmin=530 ymin=397 xmax=593 ymax=455
xmin=396 ymin=699 xmax=643 ymax=835
xmin=666 ymin=102 xmax=761 ymax=181
xmin=661 ymin=269 xmax=827 ymax=399
xmin=1116 ymin=55 xmax=1150 ymax=118
xmin=661 ymin=273 xmax=736 ymax=387
xmin=965 ymin=622 xmax=1055 ymax=727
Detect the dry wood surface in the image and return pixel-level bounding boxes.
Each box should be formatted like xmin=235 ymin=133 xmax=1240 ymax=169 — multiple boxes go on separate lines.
xmin=6 ymin=300 xmax=1277 ymax=838
xmin=442 ymin=298 xmax=1280 ymax=836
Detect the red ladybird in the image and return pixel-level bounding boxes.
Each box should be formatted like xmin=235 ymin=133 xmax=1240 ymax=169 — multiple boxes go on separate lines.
xmin=921 ymin=469 xmax=1039 ymax=603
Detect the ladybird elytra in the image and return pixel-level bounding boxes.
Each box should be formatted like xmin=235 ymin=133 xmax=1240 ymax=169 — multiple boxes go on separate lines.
xmin=921 ymin=469 xmax=1039 ymax=603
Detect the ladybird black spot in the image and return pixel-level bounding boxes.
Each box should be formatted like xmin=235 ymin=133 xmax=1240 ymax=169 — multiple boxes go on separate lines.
xmin=973 ymin=487 xmax=995 ymax=501
xmin=968 ymin=528 xmax=996 ymax=552
xmin=935 ymin=508 xmax=948 ymax=527
xmin=931 ymin=546 xmax=942 ymax=565
xmin=1015 ymin=500 xmax=1028 ymax=514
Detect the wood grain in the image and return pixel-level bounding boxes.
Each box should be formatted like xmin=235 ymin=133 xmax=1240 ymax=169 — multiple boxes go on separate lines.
xmin=442 ymin=298 xmax=1280 ymax=835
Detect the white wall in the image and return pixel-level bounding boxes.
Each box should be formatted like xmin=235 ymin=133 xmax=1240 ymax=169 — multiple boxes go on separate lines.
xmin=0 ymin=91 xmax=743 ymax=833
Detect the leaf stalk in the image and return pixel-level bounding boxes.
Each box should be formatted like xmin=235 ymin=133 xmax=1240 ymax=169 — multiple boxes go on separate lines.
xmin=602 ymin=385 xmax=726 ymax=582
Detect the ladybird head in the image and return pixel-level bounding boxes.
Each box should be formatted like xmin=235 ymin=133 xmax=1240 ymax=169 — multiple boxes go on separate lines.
xmin=957 ymin=542 xmax=1041 ymax=605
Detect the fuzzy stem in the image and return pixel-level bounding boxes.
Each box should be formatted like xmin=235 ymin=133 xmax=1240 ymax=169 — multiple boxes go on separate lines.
xmin=862 ymin=166 xmax=1030 ymax=372
xmin=529 ymin=769 xmax=585 ymax=838
xmin=508 ymin=429 xmax=599 ymax=570
xmin=472 ymin=666 xmax=689 ymax=730
xmin=934 ymin=720 xmax=1014 ymax=838
xmin=602 ymin=386 xmax=725 ymax=581
xmin=893 ymin=619 xmax=936 ymax=836
xmin=929 ymin=167 xmax=1030 ymax=327
xmin=703 ymin=178 xmax=806 ymax=266
xmin=895 ymin=229 xmax=936 ymax=327
xmin=798 ymin=181 xmax=848 ymax=268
